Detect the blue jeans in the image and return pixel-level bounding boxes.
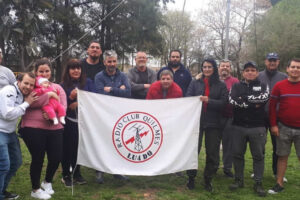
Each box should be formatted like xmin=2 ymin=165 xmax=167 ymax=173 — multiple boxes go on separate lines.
xmin=0 ymin=132 xmax=22 ymax=200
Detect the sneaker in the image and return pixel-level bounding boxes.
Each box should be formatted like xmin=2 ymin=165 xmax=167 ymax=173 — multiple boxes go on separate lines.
xmin=31 ymin=189 xmax=51 ymax=200
xmin=229 ymin=179 xmax=244 ymax=191
xmin=268 ymin=183 xmax=284 ymax=194
xmin=95 ymin=171 xmax=104 ymax=184
xmin=204 ymin=179 xmax=213 ymax=192
xmin=223 ymin=169 xmax=234 ymax=178
xmin=274 ymin=175 xmax=288 ymax=183
xmin=251 ymin=173 xmax=254 ymax=178
xmin=53 ymin=118 xmax=58 ymax=125
xmin=3 ymin=191 xmax=19 ymax=199
xmin=74 ymin=175 xmax=87 ymax=185
xmin=113 ymin=174 xmax=130 ymax=181
xmin=61 ymin=176 xmax=73 ymax=187
xmin=253 ymin=182 xmax=266 ymax=197
xmin=41 ymin=181 xmax=54 ymax=195
xmin=186 ymin=177 xmax=195 ymax=190
xmin=59 ymin=116 xmax=65 ymax=124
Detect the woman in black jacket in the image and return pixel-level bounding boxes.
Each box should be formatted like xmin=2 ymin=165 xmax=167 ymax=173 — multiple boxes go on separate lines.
xmin=186 ymin=58 xmax=228 ymax=191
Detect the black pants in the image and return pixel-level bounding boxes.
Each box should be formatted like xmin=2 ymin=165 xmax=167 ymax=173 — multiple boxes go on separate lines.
xmin=271 ymin=132 xmax=278 ymax=175
xmin=62 ymin=118 xmax=81 ymax=178
xmin=232 ymin=126 xmax=266 ymax=182
xmin=21 ymin=127 xmax=63 ymax=190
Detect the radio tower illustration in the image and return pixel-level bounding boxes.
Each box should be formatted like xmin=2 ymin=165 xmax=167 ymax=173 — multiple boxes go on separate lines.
xmin=129 ymin=123 xmax=144 ymax=152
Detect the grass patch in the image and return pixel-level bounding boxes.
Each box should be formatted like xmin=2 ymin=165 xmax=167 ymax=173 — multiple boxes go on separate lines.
xmin=8 ymin=133 xmax=300 ymax=199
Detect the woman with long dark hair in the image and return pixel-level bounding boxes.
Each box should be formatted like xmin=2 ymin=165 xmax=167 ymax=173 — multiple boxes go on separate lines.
xmin=60 ymin=58 xmax=95 ymax=187
xmin=186 ymin=58 xmax=228 ymax=191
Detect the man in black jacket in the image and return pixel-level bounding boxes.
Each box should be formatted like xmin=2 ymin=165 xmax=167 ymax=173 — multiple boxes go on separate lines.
xmin=229 ymin=61 xmax=269 ymax=197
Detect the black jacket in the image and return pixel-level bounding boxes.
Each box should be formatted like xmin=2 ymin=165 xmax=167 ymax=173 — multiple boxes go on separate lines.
xmin=229 ymin=79 xmax=269 ymax=127
xmin=186 ymin=77 xmax=228 ymax=128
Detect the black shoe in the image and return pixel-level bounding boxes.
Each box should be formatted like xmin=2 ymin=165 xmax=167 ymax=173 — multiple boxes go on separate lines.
xmin=254 ymin=182 xmax=266 ymax=197
xmin=113 ymin=174 xmax=129 ymax=181
xmin=61 ymin=176 xmax=73 ymax=187
xmin=96 ymin=171 xmax=104 ymax=184
xmin=223 ymin=169 xmax=234 ymax=178
xmin=3 ymin=191 xmax=19 ymax=200
xmin=186 ymin=177 xmax=195 ymax=190
xmin=204 ymin=179 xmax=213 ymax=192
xmin=268 ymin=183 xmax=284 ymax=194
xmin=229 ymin=178 xmax=244 ymax=191
xmin=74 ymin=174 xmax=87 ymax=185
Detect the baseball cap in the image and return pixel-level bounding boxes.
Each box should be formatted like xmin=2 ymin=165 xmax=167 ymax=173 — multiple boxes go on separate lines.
xmin=266 ymin=52 xmax=279 ymax=60
xmin=243 ymin=61 xmax=258 ymax=70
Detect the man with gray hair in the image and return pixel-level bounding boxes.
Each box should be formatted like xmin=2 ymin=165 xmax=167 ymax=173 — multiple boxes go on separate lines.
xmin=0 ymin=48 xmax=16 ymax=89
xmin=94 ymin=50 xmax=130 ymax=183
xmin=127 ymin=51 xmax=156 ymax=99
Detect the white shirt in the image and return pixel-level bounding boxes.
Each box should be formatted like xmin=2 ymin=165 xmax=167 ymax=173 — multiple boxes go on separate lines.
xmin=0 ymin=65 xmax=16 ymax=89
xmin=0 ymin=82 xmax=29 ymax=133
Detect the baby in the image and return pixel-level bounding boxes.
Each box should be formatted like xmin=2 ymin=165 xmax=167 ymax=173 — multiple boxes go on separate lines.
xmin=34 ymin=76 xmax=66 ymax=125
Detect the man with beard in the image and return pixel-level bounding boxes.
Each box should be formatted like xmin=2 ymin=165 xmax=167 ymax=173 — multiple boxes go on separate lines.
xmin=94 ymin=50 xmax=130 ymax=183
xmin=258 ymin=53 xmax=287 ymax=182
xmin=127 ymin=51 xmax=156 ymax=99
xmin=157 ymin=50 xmax=192 ymax=96
xmin=218 ymin=59 xmax=239 ymax=178
xmin=81 ymin=41 xmax=105 ymax=81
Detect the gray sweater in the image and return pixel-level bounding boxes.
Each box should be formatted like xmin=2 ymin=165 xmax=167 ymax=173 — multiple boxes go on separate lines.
xmin=0 ymin=65 xmax=16 ymax=89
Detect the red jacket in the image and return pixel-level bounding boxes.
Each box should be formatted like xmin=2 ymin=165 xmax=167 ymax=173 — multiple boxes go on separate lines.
xmin=146 ymin=81 xmax=183 ymax=99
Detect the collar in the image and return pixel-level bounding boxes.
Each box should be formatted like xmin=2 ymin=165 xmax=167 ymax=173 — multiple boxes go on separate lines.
xmin=13 ymin=82 xmax=21 ymax=95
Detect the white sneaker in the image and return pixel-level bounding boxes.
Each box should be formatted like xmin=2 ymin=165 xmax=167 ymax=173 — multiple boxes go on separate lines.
xmin=41 ymin=181 xmax=54 ymax=195
xmin=31 ymin=189 xmax=51 ymax=199
xmin=53 ymin=118 xmax=58 ymax=125
xmin=251 ymin=173 xmax=254 ymax=178
xmin=59 ymin=116 xmax=65 ymax=125
xmin=283 ymin=177 xmax=288 ymax=183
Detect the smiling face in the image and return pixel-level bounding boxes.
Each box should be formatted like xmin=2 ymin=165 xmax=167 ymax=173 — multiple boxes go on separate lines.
xmin=36 ymin=64 xmax=51 ymax=80
xmin=135 ymin=52 xmax=148 ymax=71
xmin=69 ymin=67 xmax=82 ymax=80
xmin=160 ymin=74 xmax=173 ymax=90
xmin=287 ymin=61 xmax=300 ymax=82
xmin=104 ymin=56 xmax=117 ymax=74
xmin=202 ymin=61 xmax=214 ymax=78
xmin=219 ymin=61 xmax=231 ymax=79
xmin=18 ymin=74 xmax=35 ymax=96
xmin=243 ymin=66 xmax=258 ymax=82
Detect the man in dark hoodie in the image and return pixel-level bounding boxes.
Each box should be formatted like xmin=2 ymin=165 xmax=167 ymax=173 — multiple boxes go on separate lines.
xmin=157 ymin=50 xmax=192 ymax=96
xmin=185 ymin=58 xmax=228 ymax=192
xmin=258 ymin=53 xmax=287 ymax=181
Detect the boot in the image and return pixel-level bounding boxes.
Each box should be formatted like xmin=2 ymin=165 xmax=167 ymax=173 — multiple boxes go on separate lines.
xmin=229 ymin=178 xmax=244 ymax=191
xmin=254 ymin=182 xmax=266 ymax=197
xmin=204 ymin=178 xmax=213 ymax=192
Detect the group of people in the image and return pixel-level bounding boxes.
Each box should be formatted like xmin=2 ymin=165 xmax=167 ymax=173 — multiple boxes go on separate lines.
xmin=0 ymin=40 xmax=299 ymax=199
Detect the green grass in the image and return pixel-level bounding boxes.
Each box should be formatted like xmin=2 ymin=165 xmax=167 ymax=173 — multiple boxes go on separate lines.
xmin=8 ymin=133 xmax=300 ymax=200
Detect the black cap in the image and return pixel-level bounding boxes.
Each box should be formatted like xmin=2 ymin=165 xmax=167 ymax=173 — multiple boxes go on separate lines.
xmin=243 ymin=61 xmax=258 ymax=70
xmin=266 ymin=52 xmax=279 ymax=60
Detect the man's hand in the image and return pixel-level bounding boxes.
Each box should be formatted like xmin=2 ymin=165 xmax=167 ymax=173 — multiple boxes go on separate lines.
xmin=144 ymin=84 xmax=151 ymax=89
xmin=48 ymin=91 xmax=59 ymax=101
xmin=69 ymin=102 xmax=78 ymax=110
xmin=104 ymin=87 xmax=112 ymax=93
xmin=69 ymin=89 xmax=77 ymax=100
xmin=25 ymin=92 xmax=38 ymax=105
xmin=120 ymin=85 xmax=126 ymax=90
xmin=200 ymin=95 xmax=209 ymax=103
xmin=271 ymin=126 xmax=279 ymax=136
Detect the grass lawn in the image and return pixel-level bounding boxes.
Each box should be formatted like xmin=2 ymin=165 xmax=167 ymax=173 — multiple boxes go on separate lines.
xmin=8 ymin=133 xmax=300 ymax=200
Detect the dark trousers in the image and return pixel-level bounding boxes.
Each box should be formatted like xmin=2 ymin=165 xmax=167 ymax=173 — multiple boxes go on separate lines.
xmin=21 ymin=127 xmax=63 ymax=190
xmin=62 ymin=118 xmax=81 ymax=178
xmin=271 ymin=132 xmax=278 ymax=175
xmin=221 ymin=117 xmax=234 ymax=171
xmin=232 ymin=126 xmax=266 ymax=182
xmin=186 ymin=127 xmax=204 ymax=178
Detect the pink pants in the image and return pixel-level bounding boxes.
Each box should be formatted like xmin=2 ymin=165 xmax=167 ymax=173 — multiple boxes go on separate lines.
xmin=42 ymin=98 xmax=66 ymax=119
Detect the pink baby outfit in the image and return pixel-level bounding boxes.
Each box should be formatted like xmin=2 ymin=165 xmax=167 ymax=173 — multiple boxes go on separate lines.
xmin=34 ymin=77 xmax=66 ymax=124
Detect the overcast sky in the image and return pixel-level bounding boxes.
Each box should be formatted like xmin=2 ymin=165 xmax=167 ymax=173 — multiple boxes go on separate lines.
xmin=167 ymin=0 xmax=209 ymax=13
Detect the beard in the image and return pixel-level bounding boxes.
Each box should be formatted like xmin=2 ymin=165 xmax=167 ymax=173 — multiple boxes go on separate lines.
xmin=90 ymin=54 xmax=100 ymax=61
xmin=168 ymin=61 xmax=180 ymax=68
xmin=107 ymin=66 xmax=116 ymax=73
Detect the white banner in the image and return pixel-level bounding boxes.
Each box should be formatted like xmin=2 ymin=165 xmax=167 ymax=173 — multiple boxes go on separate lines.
xmin=77 ymin=90 xmax=202 ymax=176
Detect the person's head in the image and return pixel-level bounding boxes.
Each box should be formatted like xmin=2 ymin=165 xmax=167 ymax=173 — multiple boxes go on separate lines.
xmin=286 ymin=58 xmax=300 ymax=81
xmin=17 ymin=72 xmax=36 ymax=96
xmin=168 ymin=50 xmax=182 ymax=68
xmin=201 ymin=58 xmax=219 ymax=83
xmin=0 ymin=48 xmax=2 ymax=64
xmin=265 ymin=52 xmax=280 ymax=72
xmin=103 ymin=50 xmax=118 ymax=74
xmin=61 ymin=58 xmax=86 ymax=89
xmin=87 ymin=41 xmax=102 ymax=61
xmin=218 ymin=59 xmax=232 ymax=79
xmin=242 ymin=61 xmax=259 ymax=82
xmin=34 ymin=58 xmax=52 ymax=80
xmin=36 ymin=77 xmax=50 ymax=88
xmin=135 ymin=51 xmax=148 ymax=71
xmin=159 ymin=70 xmax=173 ymax=90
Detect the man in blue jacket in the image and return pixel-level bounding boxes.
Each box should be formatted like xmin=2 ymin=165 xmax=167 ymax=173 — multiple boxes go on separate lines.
xmin=157 ymin=50 xmax=191 ymax=96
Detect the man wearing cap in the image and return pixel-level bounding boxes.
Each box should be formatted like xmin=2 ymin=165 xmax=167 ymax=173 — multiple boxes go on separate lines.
xmin=229 ymin=61 xmax=269 ymax=197
xmin=0 ymin=48 xmax=16 ymax=89
xmin=127 ymin=51 xmax=156 ymax=99
xmin=258 ymin=53 xmax=287 ymax=181
xmin=218 ymin=59 xmax=239 ymax=178
xmin=268 ymin=58 xmax=300 ymax=194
